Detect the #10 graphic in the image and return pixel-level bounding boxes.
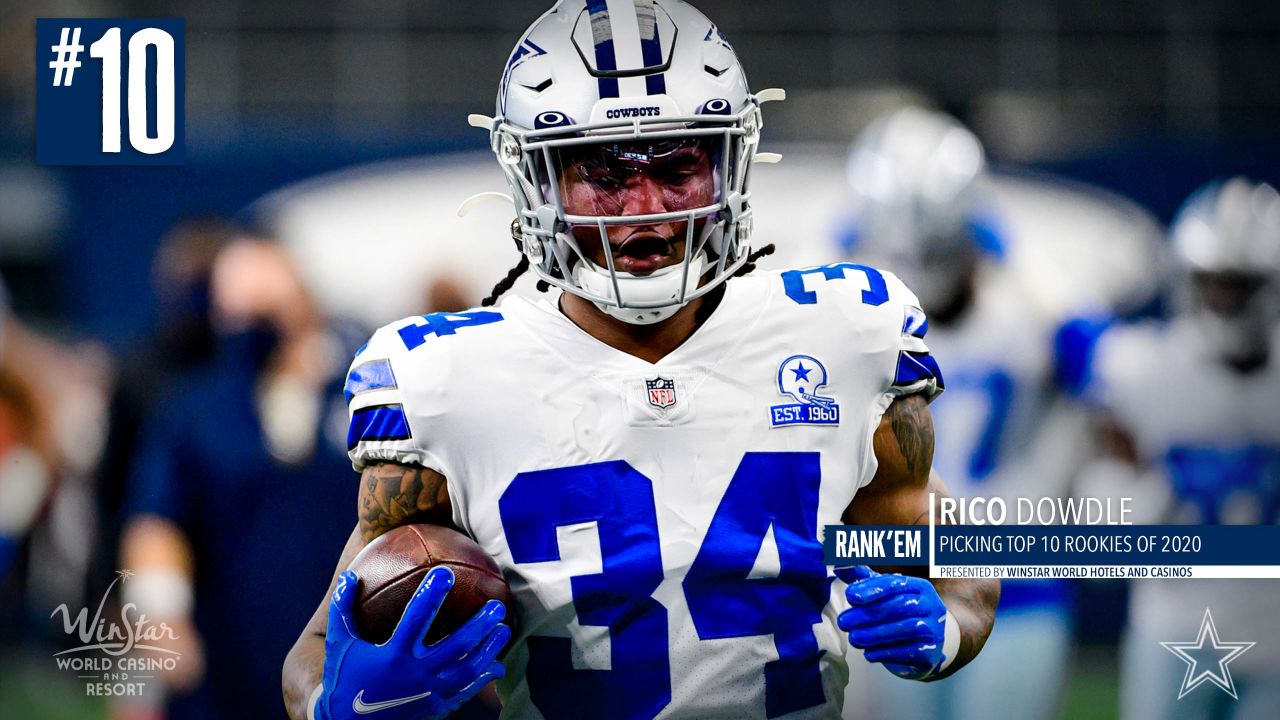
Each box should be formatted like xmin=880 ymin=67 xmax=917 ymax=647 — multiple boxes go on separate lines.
xmin=37 ymin=19 xmax=185 ymax=165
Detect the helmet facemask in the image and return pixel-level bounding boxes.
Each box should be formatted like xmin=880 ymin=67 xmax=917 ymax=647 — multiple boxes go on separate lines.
xmin=843 ymin=107 xmax=995 ymax=323
xmin=1170 ymin=177 xmax=1280 ymax=371
xmin=494 ymin=106 xmax=760 ymax=324
xmin=1187 ymin=270 xmax=1277 ymax=371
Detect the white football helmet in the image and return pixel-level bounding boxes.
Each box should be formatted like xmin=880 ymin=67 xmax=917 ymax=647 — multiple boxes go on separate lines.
xmin=843 ymin=106 xmax=999 ymax=316
xmin=1171 ymin=177 xmax=1280 ymax=368
xmin=478 ymin=0 xmax=780 ymax=324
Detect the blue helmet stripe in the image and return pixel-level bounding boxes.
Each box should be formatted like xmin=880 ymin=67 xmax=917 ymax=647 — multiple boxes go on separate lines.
xmin=635 ymin=0 xmax=666 ymax=95
xmin=586 ymin=0 xmax=620 ymax=98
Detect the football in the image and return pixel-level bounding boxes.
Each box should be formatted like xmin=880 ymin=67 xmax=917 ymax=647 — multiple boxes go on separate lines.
xmin=346 ymin=524 xmax=514 ymax=645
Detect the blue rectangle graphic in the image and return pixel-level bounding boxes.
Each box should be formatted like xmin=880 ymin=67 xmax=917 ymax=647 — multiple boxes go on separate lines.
xmin=824 ymin=525 xmax=926 ymax=566
xmin=823 ymin=524 xmax=1280 ymax=567
xmin=931 ymin=525 xmax=1280 ymax=566
xmin=36 ymin=18 xmax=185 ymax=165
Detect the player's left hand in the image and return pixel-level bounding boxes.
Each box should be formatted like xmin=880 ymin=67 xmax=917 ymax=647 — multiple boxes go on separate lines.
xmin=836 ymin=565 xmax=954 ymax=680
xmin=315 ymin=568 xmax=509 ymax=720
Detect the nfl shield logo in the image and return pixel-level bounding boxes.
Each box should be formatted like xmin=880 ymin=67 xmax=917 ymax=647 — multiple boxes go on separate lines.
xmin=645 ymin=377 xmax=678 ymax=410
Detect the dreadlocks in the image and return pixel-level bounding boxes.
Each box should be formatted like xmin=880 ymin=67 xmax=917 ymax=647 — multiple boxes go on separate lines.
xmin=480 ymin=253 xmax=530 ymax=307
xmin=481 ymin=220 xmax=550 ymax=307
xmin=735 ymin=243 xmax=776 ymax=277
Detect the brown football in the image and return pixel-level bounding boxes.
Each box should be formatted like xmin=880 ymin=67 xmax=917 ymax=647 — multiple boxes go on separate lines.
xmin=346 ymin=524 xmax=514 ymax=645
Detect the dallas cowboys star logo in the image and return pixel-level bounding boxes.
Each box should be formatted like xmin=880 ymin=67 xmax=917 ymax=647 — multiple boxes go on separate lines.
xmin=1160 ymin=608 xmax=1254 ymax=700
xmin=791 ymin=362 xmax=812 ymax=382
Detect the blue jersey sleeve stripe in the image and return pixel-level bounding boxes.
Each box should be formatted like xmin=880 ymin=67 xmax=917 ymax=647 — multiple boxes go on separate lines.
xmin=344 ymin=358 xmax=398 ymax=404
xmin=894 ymin=351 xmax=945 ymax=389
xmin=902 ymin=306 xmax=929 ymax=338
xmin=347 ymin=404 xmax=412 ymax=449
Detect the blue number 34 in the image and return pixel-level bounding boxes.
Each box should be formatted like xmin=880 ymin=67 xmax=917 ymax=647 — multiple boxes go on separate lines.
xmin=498 ymin=453 xmax=830 ymax=720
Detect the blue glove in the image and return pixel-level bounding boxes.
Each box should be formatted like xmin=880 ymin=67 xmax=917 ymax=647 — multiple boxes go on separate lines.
xmin=314 ymin=567 xmax=511 ymax=720
xmin=836 ymin=565 xmax=954 ymax=680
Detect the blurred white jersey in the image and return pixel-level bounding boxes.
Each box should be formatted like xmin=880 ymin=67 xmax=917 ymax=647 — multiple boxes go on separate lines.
xmin=925 ymin=272 xmax=1082 ymax=506
xmin=809 ymin=166 xmax=1151 ymax=720
xmin=905 ymin=268 xmax=1086 ymax=633
xmin=1090 ymin=319 xmax=1280 ymax=671
xmin=345 ymin=266 xmax=941 ymax=720
xmin=805 ymin=171 xmax=1159 ymax=507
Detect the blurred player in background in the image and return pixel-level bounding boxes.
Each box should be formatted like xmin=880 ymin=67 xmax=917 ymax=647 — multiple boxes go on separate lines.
xmin=1075 ymin=177 xmax=1280 ymax=720
xmin=0 ymin=372 xmax=43 ymax=584
xmin=284 ymin=2 xmax=998 ymax=719
xmin=0 ymin=272 xmax=109 ymax=590
xmin=829 ymin=107 xmax=1161 ymax=720
xmin=92 ymin=218 xmax=231 ymax=623
xmin=0 ymin=280 xmax=49 ymax=583
xmin=0 ymin=272 xmax=113 ymax=716
xmin=121 ymin=235 xmax=365 ymax=719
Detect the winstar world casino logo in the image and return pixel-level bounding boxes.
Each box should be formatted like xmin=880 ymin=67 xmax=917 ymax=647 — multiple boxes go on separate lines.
xmin=49 ymin=569 xmax=182 ymax=697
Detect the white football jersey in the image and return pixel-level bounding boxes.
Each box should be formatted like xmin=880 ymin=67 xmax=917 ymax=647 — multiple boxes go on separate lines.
xmin=344 ymin=265 xmax=940 ymax=720
xmin=924 ymin=271 xmax=1080 ymax=505
xmin=1091 ymin=319 xmax=1280 ymax=494
xmin=1090 ymin=319 xmax=1280 ymax=670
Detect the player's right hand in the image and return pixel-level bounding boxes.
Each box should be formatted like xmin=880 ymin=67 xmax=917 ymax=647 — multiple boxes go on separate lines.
xmin=313 ymin=567 xmax=510 ymax=720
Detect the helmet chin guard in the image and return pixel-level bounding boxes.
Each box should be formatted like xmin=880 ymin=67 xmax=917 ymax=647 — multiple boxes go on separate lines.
xmin=479 ymin=0 xmax=783 ymax=324
xmin=573 ymin=252 xmax=707 ymax=324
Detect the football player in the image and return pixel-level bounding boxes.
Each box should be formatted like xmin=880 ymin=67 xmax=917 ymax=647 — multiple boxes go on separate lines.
xmin=283 ymin=3 xmax=997 ymax=719
xmin=1075 ymin=177 xmax=1280 ymax=720
xmin=832 ymin=107 xmax=1104 ymax=720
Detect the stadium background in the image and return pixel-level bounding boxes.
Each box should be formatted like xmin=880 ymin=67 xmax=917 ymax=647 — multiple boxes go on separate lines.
xmin=1 ymin=1 xmax=1278 ymax=719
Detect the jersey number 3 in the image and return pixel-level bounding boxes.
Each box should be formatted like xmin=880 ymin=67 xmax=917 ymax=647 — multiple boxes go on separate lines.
xmin=498 ymin=453 xmax=829 ymax=720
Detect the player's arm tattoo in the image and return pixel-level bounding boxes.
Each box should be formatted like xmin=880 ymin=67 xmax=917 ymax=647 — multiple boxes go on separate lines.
xmin=848 ymin=394 xmax=934 ymax=522
xmin=845 ymin=394 xmax=999 ymax=681
xmin=357 ymin=462 xmax=454 ymax=543
xmin=886 ymin=393 xmax=934 ymax=484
